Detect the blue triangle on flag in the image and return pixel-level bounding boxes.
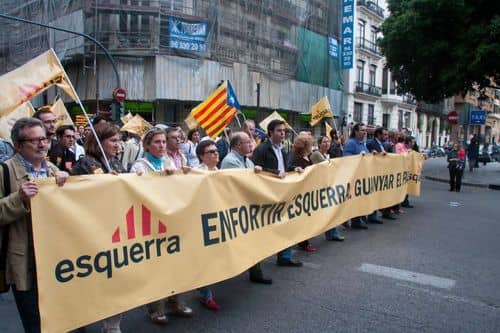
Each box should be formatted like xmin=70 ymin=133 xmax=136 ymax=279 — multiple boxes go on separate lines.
xmin=226 ymin=81 xmax=241 ymax=110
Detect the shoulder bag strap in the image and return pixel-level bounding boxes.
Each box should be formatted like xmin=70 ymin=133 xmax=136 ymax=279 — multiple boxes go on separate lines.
xmin=0 ymin=162 xmax=12 ymax=274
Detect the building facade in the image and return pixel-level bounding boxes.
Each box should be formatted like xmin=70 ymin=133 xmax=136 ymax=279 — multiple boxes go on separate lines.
xmin=0 ymin=0 xmax=345 ymax=132
xmin=343 ymin=0 xmax=419 ymax=142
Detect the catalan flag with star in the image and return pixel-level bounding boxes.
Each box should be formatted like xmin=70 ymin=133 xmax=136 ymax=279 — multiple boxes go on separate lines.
xmin=186 ymin=81 xmax=240 ymax=138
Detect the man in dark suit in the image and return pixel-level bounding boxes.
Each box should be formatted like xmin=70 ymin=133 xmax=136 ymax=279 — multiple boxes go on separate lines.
xmin=367 ymin=127 xmax=396 ymax=221
xmin=252 ymin=119 xmax=303 ymax=267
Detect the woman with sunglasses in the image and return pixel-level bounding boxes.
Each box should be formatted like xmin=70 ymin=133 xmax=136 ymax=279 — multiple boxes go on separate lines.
xmin=192 ymin=140 xmax=222 ymax=310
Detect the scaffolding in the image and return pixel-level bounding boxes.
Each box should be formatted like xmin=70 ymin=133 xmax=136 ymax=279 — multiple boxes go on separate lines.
xmin=0 ymin=0 xmax=341 ymax=87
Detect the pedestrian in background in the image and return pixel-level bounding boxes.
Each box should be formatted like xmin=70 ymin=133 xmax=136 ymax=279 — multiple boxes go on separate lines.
xmin=447 ymin=143 xmax=464 ymax=192
xmin=467 ymin=134 xmax=479 ymax=171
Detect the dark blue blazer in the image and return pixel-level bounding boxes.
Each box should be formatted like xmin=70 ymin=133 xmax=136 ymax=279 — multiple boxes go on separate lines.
xmin=366 ymin=138 xmax=385 ymax=153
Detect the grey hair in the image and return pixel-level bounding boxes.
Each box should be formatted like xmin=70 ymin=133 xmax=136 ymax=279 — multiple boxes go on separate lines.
xmin=11 ymin=117 xmax=45 ymax=144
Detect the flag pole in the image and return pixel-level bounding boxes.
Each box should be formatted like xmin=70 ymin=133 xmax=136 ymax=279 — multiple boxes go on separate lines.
xmin=51 ymin=49 xmax=112 ymax=171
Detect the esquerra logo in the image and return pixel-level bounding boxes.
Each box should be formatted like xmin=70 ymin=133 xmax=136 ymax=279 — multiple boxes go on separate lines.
xmin=55 ymin=205 xmax=180 ymax=283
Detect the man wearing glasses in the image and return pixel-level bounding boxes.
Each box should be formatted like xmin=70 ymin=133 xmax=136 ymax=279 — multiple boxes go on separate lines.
xmin=165 ymin=127 xmax=189 ymax=171
xmin=0 ymin=117 xmax=68 ymax=332
xmin=48 ymin=125 xmax=77 ymax=173
xmin=221 ymin=132 xmax=271 ymax=284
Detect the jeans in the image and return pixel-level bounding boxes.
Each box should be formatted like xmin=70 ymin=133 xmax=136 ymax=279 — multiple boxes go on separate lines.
xmin=368 ymin=211 xmax=378 ymax=221
xmin=325 ymin=227 xmax=341 ymax=239
xmin=277 ymin=247 xmax=292 ymax=261
xmin=12 ymin=286 xmax=40 ymax=333
xmin=198 ymin=287 xmax=213 ymax=300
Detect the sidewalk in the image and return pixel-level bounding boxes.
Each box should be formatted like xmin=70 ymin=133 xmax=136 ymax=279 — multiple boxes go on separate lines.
xmin=422 ymin=157 xmax=500 ymax=190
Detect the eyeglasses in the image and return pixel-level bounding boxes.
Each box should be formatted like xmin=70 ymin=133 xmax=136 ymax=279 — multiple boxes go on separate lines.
xmin=204 ymin=149 xmax=219 ymax=155
xmin=20 ymin=137 xmax=49 ymax=145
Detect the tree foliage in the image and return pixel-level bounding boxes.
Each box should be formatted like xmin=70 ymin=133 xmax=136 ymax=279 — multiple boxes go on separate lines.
xmin=379 ymin=0 xmax=500 ymax=102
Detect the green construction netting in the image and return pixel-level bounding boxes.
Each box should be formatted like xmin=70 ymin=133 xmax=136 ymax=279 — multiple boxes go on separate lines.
xmin=297 ymin=27 xmax=342 ymax=90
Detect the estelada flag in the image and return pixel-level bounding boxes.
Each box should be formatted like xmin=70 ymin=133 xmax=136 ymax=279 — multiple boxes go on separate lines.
xmin=0 ymin=101 xmax=35 ymax=141
xmin=310 ymin=96 xmax=333 ymax=127
xmin=0 ymin=49 xmax=77 ymax=117
xmin=50 ymin=97 xmax=74 ymax=128
xmin=188 ymin=81 xmax=240 ymax=138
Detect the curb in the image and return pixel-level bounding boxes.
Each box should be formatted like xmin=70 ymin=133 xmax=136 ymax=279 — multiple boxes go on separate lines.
xmin=424 ymin=176 xmax=500 ymax=190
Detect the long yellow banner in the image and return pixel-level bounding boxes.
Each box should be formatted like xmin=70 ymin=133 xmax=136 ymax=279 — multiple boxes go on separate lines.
xmin=31 ymin=152 xmax=424 ymax=332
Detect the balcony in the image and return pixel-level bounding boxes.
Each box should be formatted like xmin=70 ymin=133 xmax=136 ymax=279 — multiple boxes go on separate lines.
xmin=417 ymin=102 xmax=445 ymax=115
xmin=403 ymin=94 xmax=417 ymax=105
xmin=357 ymin=0 xmax=385 ymax=19
xmin=357 ymin=37 xmax=381 ymax=56
xmin=355 ymin=81 xmax=382 ymax=96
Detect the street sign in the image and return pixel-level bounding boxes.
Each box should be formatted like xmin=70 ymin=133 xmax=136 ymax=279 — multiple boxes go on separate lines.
xmin=113 ymin=88 xmax=127 ymax=103
xmin=447 ymin=111 xmax=458 ymax=124
xmin=470 ymin=109 xmax=486 ymax=125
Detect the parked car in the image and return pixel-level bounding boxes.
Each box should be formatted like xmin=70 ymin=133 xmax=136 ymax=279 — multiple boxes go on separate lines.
xmin=489 ymin=145 xmax=500 ymax=162
xmin=478 ymin=144 xmax=492 ymax=164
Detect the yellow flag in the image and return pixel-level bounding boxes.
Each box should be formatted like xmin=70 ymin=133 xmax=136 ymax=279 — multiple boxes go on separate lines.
xmin=325 ymin=122 xmax=333 ymax=139
xmin=184 ymin=112 xmax=198 ymax=130
xmin=0 ymin=101 xmax=35 ymax=141
xmin=121 ymin=112 xmax=133 ymax=125
xmin=310 ymin=96 xmax=333 ymax=127
xmin=50 ymin=98 xmax=74 ymax=128
xmin=259 ymin=111 xmax=291 ymax=132
xmin=120 ymin=114 xmax=153 ymax=137
xmin=0 ymin=49 xmax=77 ymax=117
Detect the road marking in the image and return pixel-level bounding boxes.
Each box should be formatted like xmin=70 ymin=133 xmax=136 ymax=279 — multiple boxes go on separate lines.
xmin=301 ymin=261 xmax=321 ymax=269
xmin=359 ymin=263 xmax=456 ymax=290
xmin=397 ymin=283 xmax=500 ymax=311
xmin=448 ymin=201 xmax=461 ymax=207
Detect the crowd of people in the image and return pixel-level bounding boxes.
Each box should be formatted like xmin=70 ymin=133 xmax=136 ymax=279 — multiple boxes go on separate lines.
xmin=0 ymin=110 xmax=421 ymax=333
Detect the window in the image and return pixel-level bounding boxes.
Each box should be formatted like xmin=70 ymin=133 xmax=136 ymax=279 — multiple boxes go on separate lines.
xmin=405 ymin=112 xmax=411 ymax=128
xmin=370 ymin=26 xmax=378 ymax=44
xmin=358 ymin=20 xmax=366 ymax=40
xmin=382 ymin=67 xmax=388 ymax=94
xmin=382 ymin=113 xmax=390 ymax=129
xmin=354 ymin=103 xmax=363 ymax=123
xmin=398 ymin=110 xmax=404 ymax=129
xmin=368 ymin=105 xmax=375 ymax=125
xmin=356 ymin=60 xmax=365 ymax=84
xmin=369 ymin=65 xmax=377 ymax=86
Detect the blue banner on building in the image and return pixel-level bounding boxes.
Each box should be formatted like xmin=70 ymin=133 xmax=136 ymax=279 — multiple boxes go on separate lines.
xmin=341 ymin=0 xmax=354 ymax=69
xmin=168 ymin=17 xmax=208 ymax=52
xmin=470 ymin=109 xmax=486 ymax=125
xmin=328 ymin=37 xmax=339 ymax=59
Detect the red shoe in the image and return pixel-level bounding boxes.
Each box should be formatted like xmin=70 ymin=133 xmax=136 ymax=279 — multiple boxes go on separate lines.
xmin=200 ymin=297 xmax=221 ymax=311
xmin=304 ymin=244 xmax=317 ymax=252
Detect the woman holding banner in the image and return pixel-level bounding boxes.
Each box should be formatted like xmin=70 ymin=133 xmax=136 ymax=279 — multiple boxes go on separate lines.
xmin=71 ymin=123 xmax=126 ymax=333
xmin=289 ymin=133 xmax=317 ymax=252
xmin=130 ymin=127 xmax=194 ymax=325
xmin=311 ymin=135 xmax=345 ymax=241
xmin=193 ymin=139 xmax=222 ymax=311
